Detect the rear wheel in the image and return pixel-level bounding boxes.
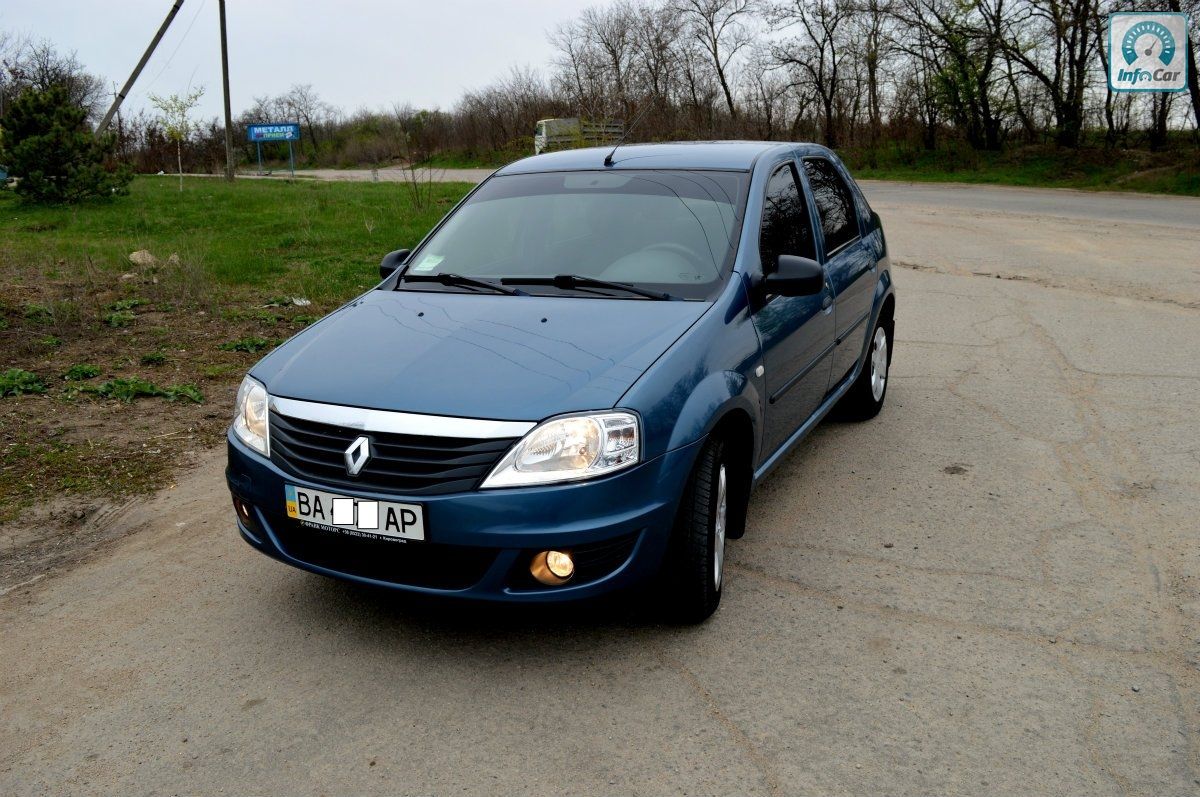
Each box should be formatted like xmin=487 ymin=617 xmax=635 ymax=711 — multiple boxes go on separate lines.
xmin=836 ymin=318 xmax=891 ymax=421
xmin=661 ymin=437 xmax=729 ymax=623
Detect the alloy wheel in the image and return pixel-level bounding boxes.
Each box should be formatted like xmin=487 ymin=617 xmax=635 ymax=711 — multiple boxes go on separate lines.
xmin=870 ymin=326 xmax=889 ymax=402
xmin=713 ymin=463 xmax=727 ymax=590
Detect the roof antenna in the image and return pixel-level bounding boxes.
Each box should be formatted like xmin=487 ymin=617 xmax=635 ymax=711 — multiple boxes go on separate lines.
xmin=604 ymin=103 xmax=652 ymax=167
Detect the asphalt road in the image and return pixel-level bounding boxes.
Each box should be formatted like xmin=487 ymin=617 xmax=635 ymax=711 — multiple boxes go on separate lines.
xmin=3 ymin=182 xmax=1199 ymax=796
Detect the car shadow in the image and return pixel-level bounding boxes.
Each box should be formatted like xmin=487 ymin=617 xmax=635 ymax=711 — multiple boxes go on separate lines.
xmin=272 ymin=568 xmax=679 ymax=643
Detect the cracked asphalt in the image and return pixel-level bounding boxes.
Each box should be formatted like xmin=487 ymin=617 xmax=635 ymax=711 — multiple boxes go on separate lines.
xmin=2 ymin=182 xmax=1199 ymax=796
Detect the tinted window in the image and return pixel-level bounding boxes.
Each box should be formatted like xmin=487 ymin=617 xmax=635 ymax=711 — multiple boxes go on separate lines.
xmin=803 ymin=158 xmax=859 ymax=254
xmin=759 ymin=163 xmax=815 ymax=272
xmin=399 ymin=170 xmax=748 ymax=300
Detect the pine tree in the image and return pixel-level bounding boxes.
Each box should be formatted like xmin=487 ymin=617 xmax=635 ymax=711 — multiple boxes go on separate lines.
xmin=0 ymin=85 xmax=132 ymax=203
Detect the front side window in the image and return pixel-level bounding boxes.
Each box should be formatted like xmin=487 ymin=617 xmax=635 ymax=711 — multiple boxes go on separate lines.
xmin=802 ymin=158 xmax=859 ymax=255
xmin=759 ymin=162 xmax=815 ymax=272
xmin=398 ymin=169 xmax=749 ymax=300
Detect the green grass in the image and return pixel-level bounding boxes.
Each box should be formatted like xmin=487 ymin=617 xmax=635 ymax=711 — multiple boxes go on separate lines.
xmin=423 ymin=149 xmax=526 ymax=169
xmin=0 ymin=437 xmax=171 ymax=524
xmin=844 ymin=144 xmax=1200 ymax=196
xmin=0 ymin=176 xmax=474 ymax=517
xmin=0 ymin=175 xmax=474 ymax=304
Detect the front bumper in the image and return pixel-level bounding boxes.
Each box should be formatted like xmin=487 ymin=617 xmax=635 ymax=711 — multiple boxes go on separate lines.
xmin=226 ymin=432 xmax=702 ymax=602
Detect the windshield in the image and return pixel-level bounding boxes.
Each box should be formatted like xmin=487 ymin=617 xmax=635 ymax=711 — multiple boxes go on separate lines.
xmin=397 ymin=169 xmax=749 ymax=300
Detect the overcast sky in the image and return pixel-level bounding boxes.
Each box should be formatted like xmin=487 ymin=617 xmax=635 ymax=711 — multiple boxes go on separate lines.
xmin=1 ymin=0 xmax=598 ymax=120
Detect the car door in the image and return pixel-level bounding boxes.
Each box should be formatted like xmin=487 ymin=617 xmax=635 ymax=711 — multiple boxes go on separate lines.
xmin=801 ymin=157 xmax=876 ymax=386
xmin=751 ymin=160 xmax=836 ymax=459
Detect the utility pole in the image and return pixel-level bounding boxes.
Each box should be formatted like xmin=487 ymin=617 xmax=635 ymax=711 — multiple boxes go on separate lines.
xmin=96 ymin=0 xmax=185 ymax=137
xmin=219 ymin=0 xmax=235 ymax=180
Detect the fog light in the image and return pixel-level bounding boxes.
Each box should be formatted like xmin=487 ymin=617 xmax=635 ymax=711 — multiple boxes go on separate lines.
xmin=232 ymin=497 xmax=253 ymax=526
xmin=530 ymin=549 xmax=575 ymax=585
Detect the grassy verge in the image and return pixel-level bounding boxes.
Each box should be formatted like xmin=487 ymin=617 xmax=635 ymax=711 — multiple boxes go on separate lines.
xmin=843 ymin=144 xmax=1200 ymax=196
xmin=423 ymin=150 xmax=526 ymax=169
xmin=0 ymin=176 xmax=472 ymax=522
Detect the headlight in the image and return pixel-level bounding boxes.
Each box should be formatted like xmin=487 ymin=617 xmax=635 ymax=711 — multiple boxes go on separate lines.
xmin=480 ymin=411 xmax=639 ymax=488
xmin=232 ymin=375 xmax=270 ymax=456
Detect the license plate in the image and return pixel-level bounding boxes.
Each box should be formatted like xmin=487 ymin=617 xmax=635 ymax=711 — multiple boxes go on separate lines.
xmin=285 ymin=484 xmax=425 ymax=542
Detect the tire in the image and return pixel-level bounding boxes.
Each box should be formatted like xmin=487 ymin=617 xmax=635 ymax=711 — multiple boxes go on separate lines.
xmin=836 ymin=316 xmax=891 ymax=421
xmin=661 ymin=437 xmax=729 ymax=624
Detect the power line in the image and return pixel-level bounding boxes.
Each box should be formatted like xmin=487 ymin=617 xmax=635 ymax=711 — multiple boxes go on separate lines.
xmin=95 ymin=1 xmax=186 ymax=136
xmin=144 ymin=0 xmax=207 ymax=92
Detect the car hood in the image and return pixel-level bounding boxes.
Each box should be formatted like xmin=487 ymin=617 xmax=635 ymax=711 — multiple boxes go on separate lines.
xmin=252 ymin=289 xmax=709 ymax=420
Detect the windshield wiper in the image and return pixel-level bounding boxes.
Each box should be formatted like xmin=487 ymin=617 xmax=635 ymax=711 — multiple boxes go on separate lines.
xmin=503 ymin=274 xmax=678 ymax=301
xmin=400 ymin=272 xmax=524 ymax=296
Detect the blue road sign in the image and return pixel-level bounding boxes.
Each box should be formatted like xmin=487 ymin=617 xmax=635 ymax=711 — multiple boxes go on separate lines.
xmin=247 ymin=123 xmax=301 ymax=142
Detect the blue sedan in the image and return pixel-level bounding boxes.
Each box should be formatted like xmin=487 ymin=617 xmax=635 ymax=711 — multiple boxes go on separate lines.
xmin=226 ymin=141 xmax=895 ymax=622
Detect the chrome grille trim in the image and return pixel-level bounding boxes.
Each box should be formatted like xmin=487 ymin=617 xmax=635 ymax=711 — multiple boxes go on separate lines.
xmin=269 ymin=396 xmax=535 ymax=439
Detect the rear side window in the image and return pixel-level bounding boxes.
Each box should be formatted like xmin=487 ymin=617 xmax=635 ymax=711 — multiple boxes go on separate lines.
xmin=802 ymin=158 xmax=859 ymax=254
xmin=759 ymin=163 xmax=815 ymax=272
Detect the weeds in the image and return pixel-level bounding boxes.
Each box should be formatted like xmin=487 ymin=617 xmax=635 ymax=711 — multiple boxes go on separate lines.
xmin=23 ymin=303 xmax=52 ymax=323
xmin=77 ymin=377 xmax=203 ymax=403
xmin=219 ymin=336 xmax=275 ymax=353
xmin=108 ymin=298 xmax=147 ymax=312
xmin=140 ymin=351 xmax=168 ymax=366
xmin=22 ymin=300 xmax=79 ymax=326
xmin=63 ymin=364 xmax=102 ymax=381
xmin=202 ymin=363 xmax=238 ymax=379
xmin=1 ymin=368 xmax=46 ymax=397
xmin=103 ymin=310 xmax=136 ymax=328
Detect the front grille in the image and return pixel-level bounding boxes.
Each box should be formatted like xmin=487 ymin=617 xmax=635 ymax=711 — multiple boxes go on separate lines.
xmin=269 ymin=412 xmax=517 ymax=496
xmin=268 ymin=512 xmax=495 ymax=590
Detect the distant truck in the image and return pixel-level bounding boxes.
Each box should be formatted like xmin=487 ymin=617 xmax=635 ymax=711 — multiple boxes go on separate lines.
xmin=534 ymin=118 xmax=624 ymax=155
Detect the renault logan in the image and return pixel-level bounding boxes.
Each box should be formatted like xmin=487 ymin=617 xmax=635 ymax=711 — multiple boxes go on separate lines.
xmin=226 ymin=141 xmax=895 ymax=622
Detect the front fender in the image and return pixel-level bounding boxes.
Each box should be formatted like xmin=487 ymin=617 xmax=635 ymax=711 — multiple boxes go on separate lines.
xmin=620 ymin=277 xmax=763 ymax=462
xmin=664 ymin=370 xmax=760 ymax=455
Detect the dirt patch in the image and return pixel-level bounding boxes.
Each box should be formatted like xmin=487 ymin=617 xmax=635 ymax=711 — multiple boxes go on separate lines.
xmin=0 ymin=253 xmax=327 ymax=576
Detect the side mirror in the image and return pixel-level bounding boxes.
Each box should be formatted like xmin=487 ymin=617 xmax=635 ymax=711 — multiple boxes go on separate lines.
xmin=379 ymin=249 xmax=411 ymax=280
xmin=764 ymin=255 xmax=824 ymax=297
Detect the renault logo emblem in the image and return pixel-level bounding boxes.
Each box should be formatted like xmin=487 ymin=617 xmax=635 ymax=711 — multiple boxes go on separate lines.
xmin=344 ymin=435 xmax=371 ymax=476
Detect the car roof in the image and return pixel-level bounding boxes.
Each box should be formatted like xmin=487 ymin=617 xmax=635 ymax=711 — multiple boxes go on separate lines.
xmin=497 ymin=141 xmax=826 ymax=175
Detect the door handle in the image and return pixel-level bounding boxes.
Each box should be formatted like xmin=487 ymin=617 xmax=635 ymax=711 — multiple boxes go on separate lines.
xmin=821 ymin=295 xmax=833 ymax=310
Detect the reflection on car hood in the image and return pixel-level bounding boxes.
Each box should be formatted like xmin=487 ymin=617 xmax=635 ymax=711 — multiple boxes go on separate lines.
xmin=252 ymin=289 xmax=709 ymax=421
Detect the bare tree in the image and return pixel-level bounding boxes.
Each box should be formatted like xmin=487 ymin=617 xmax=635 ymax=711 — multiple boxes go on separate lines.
xmin=992 ymin=0 xmax=1102 ymax=147
xmin=2 ymin=38 xmax=105 ymax=122
xmin=772 ymin=0 xmax=852 ymax=148
xmin=0 ymin=30 xmax=20 ymax=119
xmin=579 ymin=3 xmax=638 ymax=116
xmin=280 ymin=84 xmax=332 ymax=159
xmin=673 ymin=0 xmax=758 ymax=118
xmin=631 ymin=3 xmax=684 ymax=112
xmin=851 ymin=0 xmax=894 ymax=147
xmin=743 ymin=47 xmax=791 ymax=138
xmin=1167 ymin=0 xmax=1200 ymax=135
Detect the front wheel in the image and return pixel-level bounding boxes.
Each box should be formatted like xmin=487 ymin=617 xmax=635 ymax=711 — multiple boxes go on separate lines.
xmin=660 ymin=437 xmax=729 ymax=623
xmin=836 ymin=317 xmax=891 ymax=421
